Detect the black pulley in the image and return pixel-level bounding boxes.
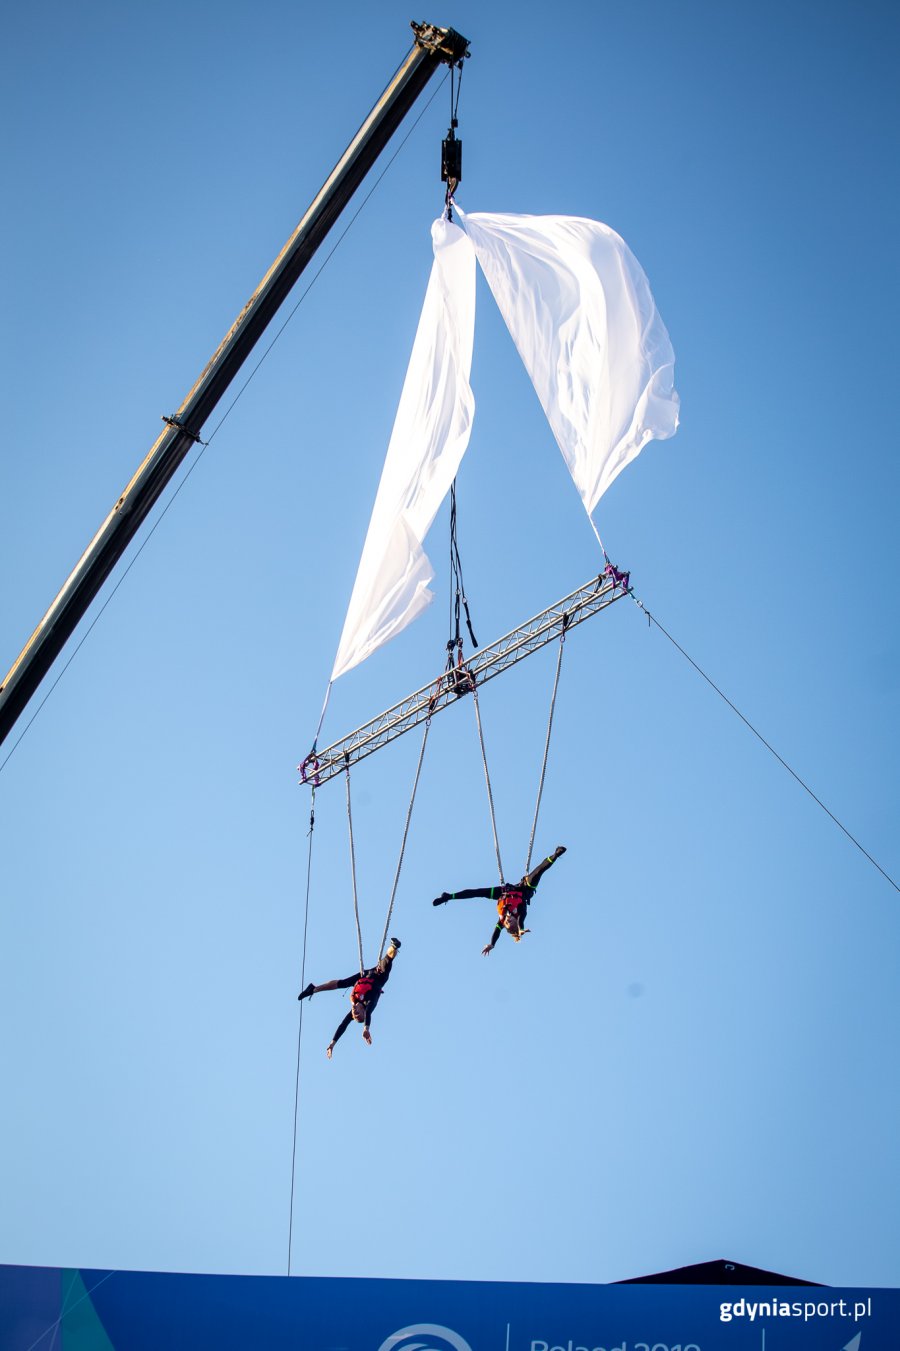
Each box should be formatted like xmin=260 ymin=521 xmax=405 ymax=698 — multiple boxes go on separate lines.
xmin=442 ymin=122 xmax=462 ymax=184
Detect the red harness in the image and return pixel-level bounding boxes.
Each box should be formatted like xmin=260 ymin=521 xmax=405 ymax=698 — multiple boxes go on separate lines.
xmin=497 ymin=888 xmax=525 ymax=918
xmin=352 ymin=977 xmax=375 ymax=1002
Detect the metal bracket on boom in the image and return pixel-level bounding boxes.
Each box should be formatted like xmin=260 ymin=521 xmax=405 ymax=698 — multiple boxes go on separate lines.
xmin=303 ymin=570 xmax=631 ymax=786
xmin=162 ymin=414 xmax=204 ymax=445
xmin=411 ymin=22 xmax=470 ymax=65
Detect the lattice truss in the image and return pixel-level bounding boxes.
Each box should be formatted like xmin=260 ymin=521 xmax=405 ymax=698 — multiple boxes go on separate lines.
xmin=301 ymin=570 xmax=629 ymax=786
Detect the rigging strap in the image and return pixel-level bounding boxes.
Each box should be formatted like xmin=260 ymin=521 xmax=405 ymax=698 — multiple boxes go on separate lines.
xmin=449 ymin=480 xmax=478 ymax=649
xmin=524 ymin=618 xmax=568 ymax=875
xmin=378 ymin=718 xmax=432 ymax=960
xmin=443 ymin=59 xmax=463 ymax=218
xmin=341 ymin=722 xmax=434 ymax=974
xmin=343 ymin=757 xmax=365 ymax=976
xmin=288 ymin=787 xmax=316 ymax=1276
xmin=471 ymin=680 xmax=504 ymax=884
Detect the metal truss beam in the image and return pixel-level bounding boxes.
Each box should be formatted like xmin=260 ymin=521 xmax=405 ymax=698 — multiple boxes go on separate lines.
xmin=301 ymin=570 xmax=629 ymax=786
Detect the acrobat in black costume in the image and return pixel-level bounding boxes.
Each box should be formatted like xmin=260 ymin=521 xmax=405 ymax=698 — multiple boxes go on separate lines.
xmin=432 ymin=846 xmax=566 ymax=953
xmin=298 ymin=938 xmax=401 ymax=1057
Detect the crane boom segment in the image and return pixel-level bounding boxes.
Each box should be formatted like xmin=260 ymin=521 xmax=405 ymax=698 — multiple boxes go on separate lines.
xmin=305 ymin=571 xmax=628 ymax=785
xmin=0 ymin=21 xmax=469 ymax=750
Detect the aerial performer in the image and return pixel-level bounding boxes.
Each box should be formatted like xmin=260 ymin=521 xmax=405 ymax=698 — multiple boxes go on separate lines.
xmin=432 ymin=846 xmax=566 ymax=953
xmin=297 ymin=938 xmax=401 ymax=1058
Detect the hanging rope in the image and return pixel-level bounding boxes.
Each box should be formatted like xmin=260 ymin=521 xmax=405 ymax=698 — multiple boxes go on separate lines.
xmin=449 ymin=480 xmax=478 ymax=650
xmin=287 ymin=788 xmax=316 ymax=1277
xmin=451 ymin=58 xmax=463 ymax=128
xmin=524 ymin=620 xmax=568 ymax=875
xmin=344 ymin=757 xmax=365 ymax=975
xmin=631 ymin=597 xmax=900 ymax=895
xmin=471 ymin=682 xmax=505 ymax=884
xmin=378 ymin=719 xmax=432 ymax=960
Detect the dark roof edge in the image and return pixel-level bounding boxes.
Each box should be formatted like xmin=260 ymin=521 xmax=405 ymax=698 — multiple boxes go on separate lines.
xmin=617 ymin=1258 xmax=823 ymax=1287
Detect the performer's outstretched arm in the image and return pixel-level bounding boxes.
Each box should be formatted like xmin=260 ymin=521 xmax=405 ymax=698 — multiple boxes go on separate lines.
xmin=481 ymin=921 xmax=504 ymax=956
xmin=326 ymin=1011 xmax=353 ymax=1058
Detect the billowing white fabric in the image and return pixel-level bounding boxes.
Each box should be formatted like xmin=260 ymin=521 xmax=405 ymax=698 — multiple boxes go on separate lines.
xmin=457 ymin=207 xmax=679 ymax=518
xmin=330 ymin=217 xmax=476 ymax=682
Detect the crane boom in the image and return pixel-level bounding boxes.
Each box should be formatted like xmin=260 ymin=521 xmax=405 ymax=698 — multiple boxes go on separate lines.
xmin=0 ymin=21 xmax=469 ymax=749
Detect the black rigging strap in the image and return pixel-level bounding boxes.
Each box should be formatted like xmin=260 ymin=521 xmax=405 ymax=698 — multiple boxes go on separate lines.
xmin=442 ymin=59 xmax=464 ymax=218
xmin=444 ymin=480 xmax=504 ymax=877
xmin=449 ymin=480 xmax=478 ymax=651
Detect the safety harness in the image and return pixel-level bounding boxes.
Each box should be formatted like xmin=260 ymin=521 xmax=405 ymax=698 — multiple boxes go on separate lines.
xmin=497 ymin=887 xmax=525 ymax=918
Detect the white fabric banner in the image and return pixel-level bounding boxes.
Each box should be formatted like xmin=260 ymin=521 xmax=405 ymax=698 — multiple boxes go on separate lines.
xmin=330 ymin=217 xmax=476 ymax=682
xmin=457 ymin=207 xmax=679 ymax=519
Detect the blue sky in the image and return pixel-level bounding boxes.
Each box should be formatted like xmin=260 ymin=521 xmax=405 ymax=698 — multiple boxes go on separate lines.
xmin=1 ymin=0 xmax=898 ymax=1291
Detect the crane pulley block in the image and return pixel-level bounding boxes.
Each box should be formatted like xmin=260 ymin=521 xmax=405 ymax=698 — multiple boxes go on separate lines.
xmin=442 ymin=127 xmax=462 ymax=184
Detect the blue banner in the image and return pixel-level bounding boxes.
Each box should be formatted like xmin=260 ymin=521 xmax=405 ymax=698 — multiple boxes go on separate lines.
xmin=1 ymin=1265 xmax=897 ymax=1350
